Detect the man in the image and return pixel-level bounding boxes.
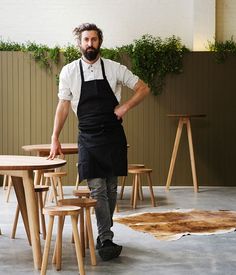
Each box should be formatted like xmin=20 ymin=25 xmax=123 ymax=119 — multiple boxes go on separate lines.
xmin=48 ymin=23 xmax=149 ymax=261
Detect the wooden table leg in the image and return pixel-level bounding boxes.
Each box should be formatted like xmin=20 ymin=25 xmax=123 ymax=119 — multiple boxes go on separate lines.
xmin=22 ymin=170 xmax=42 ymax=270
xmin=166 ymin=119 xmax=184 ymax=191
xmin=12 ymin=177 xmax=31 ymax=245
xmin=186 ymin=119 xmax=198 ymax=192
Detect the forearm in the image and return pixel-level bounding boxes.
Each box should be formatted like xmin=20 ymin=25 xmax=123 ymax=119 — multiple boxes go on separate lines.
xmin=115 ymin=79 xmax=150 ymax=119
xmin=51 ymin=100 xmax=70 ymax=141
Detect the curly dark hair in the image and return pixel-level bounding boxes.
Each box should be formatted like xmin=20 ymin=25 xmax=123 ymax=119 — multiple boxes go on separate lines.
xmin=73 ymin=23 xmax=103 ymax=45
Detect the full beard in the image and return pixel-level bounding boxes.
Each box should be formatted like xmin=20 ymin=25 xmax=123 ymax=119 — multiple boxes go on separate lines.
xmin=82 ymin=47 xmax=100 ymax=61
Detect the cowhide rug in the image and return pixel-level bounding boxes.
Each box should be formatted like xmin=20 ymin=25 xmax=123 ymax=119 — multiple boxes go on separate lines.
xmin=114 ymin=209 xmax=236 ymax=241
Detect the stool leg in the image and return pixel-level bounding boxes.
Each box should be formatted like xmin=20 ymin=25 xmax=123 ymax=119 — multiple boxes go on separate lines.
xmin=41 ymin=216 xmax=54 ymax=275
xmin=3 ymin=175 xmax=8 ymax=190
xmin=52 ymin=216 xmax=65 ymax=264
xmin=57 ymin=177 xmax=64 ymax=200
xmin=56 ymin=216 xmax=63 ymax=271
xmin=79 ymin=208 xmax=85 ymax=257
xmin=86 ymin=207 xmax=96 ymax=265
xmin=5 ymin=177 xmax=12 ymax=202
xmin=38 ymin=193 xmax=47 ymax=240
xmin=147 ymin=172 xmax=156 ymax=207
xmin=138 ymin=175 xmax=144 ymax=200
xmin=50 ymin=177 xmax=58 ymax=204
xmin=71 ymin=215 xmax=85 ymax=275
xmin=119 ymin=176 xmax=126 ymax=199
xmin=130 ymin=176 xmax=135 ymax=206
xmin=133 ymin=174 xmax=139 ymax=209
xmin=43 ymin=177 xmax=50 ymax=205
xmin=85 ymin=220 xmax=89 ymax=249
xmin=75 ymin=173 xmax=79 ymax=190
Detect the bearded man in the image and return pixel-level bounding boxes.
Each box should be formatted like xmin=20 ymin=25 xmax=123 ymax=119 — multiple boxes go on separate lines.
xmin=48 ymin=23 xmax=149 ymax=261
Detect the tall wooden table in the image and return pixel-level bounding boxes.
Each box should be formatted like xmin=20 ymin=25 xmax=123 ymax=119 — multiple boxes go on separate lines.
xmin=165 ymin=114 xmax=206 ymax=192
xmin=0 ymin=155 xmax=66 ymax=270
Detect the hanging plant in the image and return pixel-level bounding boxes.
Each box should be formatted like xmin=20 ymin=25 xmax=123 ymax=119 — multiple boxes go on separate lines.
xmin=63 ymin=45 xmax=81 ymax=64
xmin=0 ymin=36 xmax=188 ymax=94
xmin=208 ymin=37 xmax=236 ymax=63
xmin=127 ymin=34 xmax=189 ymax=95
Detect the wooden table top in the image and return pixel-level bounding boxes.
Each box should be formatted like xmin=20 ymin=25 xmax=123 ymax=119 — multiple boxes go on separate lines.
xmin=22 ymin=143 xmax=78 ymax=155
xmin=0 ymin=155 xmax=66 ymax=170
xmin=167 ymin=114 xmax=206 ymax=118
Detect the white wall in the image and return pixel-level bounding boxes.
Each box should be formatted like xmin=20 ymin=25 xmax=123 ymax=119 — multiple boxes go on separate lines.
xmin=216 ymin=0 xmax=236 ymax=41
xmin=0 ymin=0 xmax=216 ymax=50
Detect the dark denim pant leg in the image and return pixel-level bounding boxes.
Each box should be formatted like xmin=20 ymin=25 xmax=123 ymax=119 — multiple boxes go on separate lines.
xmin=87 ymin=176 xmax=118 ymax=243
xmin=106 ymin=176 xmax=118 ymax=227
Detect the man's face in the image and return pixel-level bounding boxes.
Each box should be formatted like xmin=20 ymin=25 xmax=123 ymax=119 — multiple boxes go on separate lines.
xmin=79 ymin=30 xmax=101 ymax=61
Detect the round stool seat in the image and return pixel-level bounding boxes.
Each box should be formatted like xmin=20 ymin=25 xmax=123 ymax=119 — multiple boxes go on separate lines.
xmin=58 ymin=198 xmax=97 ymax=208
xmin=43 ymin=171 xmax=67 ymax=178
xmin=128 ymin=164 xmax=145 ymax=169
xmin=43 ymin=205 xmax=81 ymax=216
xmin=73 ymin=188 xmax=90 ymax=198
xmin=34 ymin=185 xmax=49 ymax=192
xmin=128 ymin=168 xmax=152 ymax=174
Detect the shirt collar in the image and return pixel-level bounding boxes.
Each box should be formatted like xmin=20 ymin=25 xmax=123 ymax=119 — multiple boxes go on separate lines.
xmin=80 ymin=57 xmax=101 ymax=70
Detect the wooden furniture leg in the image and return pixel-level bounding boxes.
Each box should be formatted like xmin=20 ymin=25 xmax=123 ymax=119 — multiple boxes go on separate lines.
xmin=165 ymin=118 xmax=184 ymax=191
xmin=186 ymin=119 xmax=198 ymax=192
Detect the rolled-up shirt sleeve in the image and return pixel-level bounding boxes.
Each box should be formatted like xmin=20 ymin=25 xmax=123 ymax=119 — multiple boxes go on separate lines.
xmin=58 ymin=66 xmax=73 ymax=101
xmin=117 ymin=63 xmax=139 ymax=90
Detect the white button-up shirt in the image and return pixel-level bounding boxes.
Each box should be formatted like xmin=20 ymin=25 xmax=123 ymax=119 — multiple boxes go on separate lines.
xmin=58 ymin=57 xmax=139 ymax=114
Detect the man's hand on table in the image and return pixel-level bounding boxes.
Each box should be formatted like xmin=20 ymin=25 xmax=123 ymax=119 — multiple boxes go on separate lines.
xmin=47 ymin=138 xmax=64 ymax=160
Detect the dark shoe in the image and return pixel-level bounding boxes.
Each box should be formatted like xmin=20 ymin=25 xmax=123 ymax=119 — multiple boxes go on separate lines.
xmin=98 ymin=239 xmax=122 ymax=261
xmin=96 ymin=236 xmax=102 ymax=250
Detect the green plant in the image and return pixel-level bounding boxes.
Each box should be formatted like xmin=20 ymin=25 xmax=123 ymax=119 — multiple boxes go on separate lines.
xmin=208 ymin=37 xmax=236 ymax=63
xmin=128 ymin=34 xmax=189 ymax=95
xmin=25 ymin=42 xmax=51 ymax=69
xmin=0 ymin=40 xmax=23 ymax=51
xmin=63 ymin=45 xmax=81 ymax=64
xmin=0 ymin=36 xmax=189 ymax=94
xmin=49 ymin=46 xmax=61 ymax=64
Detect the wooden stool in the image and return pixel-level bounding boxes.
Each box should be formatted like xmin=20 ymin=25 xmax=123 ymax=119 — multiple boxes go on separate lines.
xmin=11 ymin=185 xmax=49 ymax=243
xmin=128 ymin=168 xmax=156 ymax=209
xmin=57 ymin=198 xmax=97 ymax=266
xmin=166 ymin=114 xmax=206 ymax=192
xmin=120 ymin=164 xmax=145 ymax=200
xmin=73 ymin=188 xmax=91 ymax=198
xmin=40 ymin=205 xmax=85 ymax=275
xmin=43 ymin=171 xmax=66 ymax=204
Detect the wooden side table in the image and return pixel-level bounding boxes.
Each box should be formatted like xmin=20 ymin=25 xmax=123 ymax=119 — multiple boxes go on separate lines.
xmin=165 ymin=114 xmax=206 ymax=192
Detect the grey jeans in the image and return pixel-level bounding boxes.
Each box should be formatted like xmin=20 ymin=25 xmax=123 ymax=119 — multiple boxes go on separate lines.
xmin=87 ymin=176 xmax=118 ymax=243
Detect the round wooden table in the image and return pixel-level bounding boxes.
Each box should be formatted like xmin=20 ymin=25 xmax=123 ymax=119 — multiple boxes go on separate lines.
xmin=22 ymin=143 xmax=78 ymax=157
xmin=0 ymin=155 xmax=66 ymax=270
xmin=22 ymin=143 xmax=78 ymax=185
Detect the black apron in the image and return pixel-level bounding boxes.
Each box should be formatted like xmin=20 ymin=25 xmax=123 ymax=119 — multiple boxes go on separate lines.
xmin=77 ymin=59 xmax=127 ymax=182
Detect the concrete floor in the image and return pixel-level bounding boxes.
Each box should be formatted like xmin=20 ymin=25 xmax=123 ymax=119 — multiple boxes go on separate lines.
xmin=1 ymin=185 xmax=236 ymax=275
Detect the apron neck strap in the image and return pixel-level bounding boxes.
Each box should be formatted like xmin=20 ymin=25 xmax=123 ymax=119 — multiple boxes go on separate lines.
xmin=79 ymin=59 xmax=85 ymax=82
xmin=100 ymin=59 xmax=107 ymax=80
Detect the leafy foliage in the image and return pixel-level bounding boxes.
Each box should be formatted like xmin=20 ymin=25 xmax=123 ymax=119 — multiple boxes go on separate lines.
xmin=63 ymin=45 xmax=81 ymax=64
xmin=208 ymin=37 xmax=236 ymax=63
xmin=128 ymin=35 xmax=189 ymax=95
xmin=0 ymin=36 xmax=189 ymax=94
